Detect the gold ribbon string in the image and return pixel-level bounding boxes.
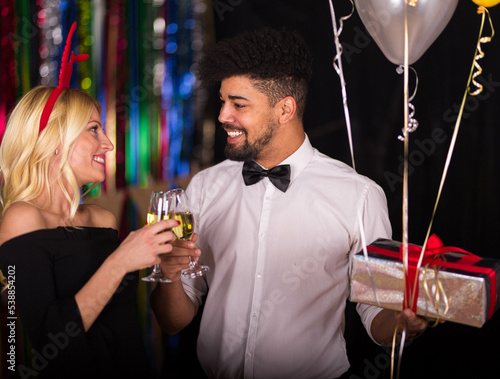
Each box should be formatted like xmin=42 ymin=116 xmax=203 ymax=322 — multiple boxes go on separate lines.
xmin=422 ymin=263 xmax=449 ymax=327
xmin=402 ymin=0 xmax=411 ymax=319
xmin=391 ymin=263 xmax=446 ymax=379
xmin=391 ymin=6 xmax=411 ymax=379
xmin=417 ymin=4 xmax=496 ymax=292
xmin=390 ymin=324 xmax=406 ymax=379
xmin=329 ymin=0 xmax=356 ymax=169
xmin=469 ymin=6 xmax=494 ymax=96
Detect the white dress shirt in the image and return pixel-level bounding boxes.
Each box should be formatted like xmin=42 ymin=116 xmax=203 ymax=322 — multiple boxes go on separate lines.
xmin=183 ymin=135 xmax=391 ymax=379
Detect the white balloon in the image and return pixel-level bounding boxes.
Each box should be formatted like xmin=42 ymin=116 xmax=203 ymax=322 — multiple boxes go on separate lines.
xmin=354 ymin=0 xmax=459 ymax=65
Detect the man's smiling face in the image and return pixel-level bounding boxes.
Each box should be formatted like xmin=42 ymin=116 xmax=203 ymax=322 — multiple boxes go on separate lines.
xmin=218 ymin=75 xmax=279 ymax=163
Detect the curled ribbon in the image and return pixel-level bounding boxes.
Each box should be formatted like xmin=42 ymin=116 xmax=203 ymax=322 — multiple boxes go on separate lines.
xmin=418 ymin=3 xmax=496 ymax=317
xmin=371 ymin=235 xmax=487 ymax=379
xmin=422 ymin=264 xmax=449 ymax=326
xmin=368 ymin=236 xmax=497 ymax=321
xmin=401 ymin=234 xmax=477 ymax=312
xmin=329 ymin=0 xmax=356 ymax=169
xmin=469 ymin=6 xmax=495 ymax=96
xmin=396 ymin=65 xmax=419 ymax=141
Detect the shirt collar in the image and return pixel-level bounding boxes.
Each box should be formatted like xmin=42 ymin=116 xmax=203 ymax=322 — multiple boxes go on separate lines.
xmin=279 ymin=133 xmax=314 ymax=183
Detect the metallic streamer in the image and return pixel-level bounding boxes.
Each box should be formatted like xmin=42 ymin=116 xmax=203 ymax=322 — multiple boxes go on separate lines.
xmin=165 ymin=0 xmax=196 ymax=186
xmin=15 ymin=0 xmax=34 ymax=95
xmin=419 ymin=4 xmax=496 ymax=264
xmin=38 ymin=0 xmax=62 ymax=86
xmin=469 ymin=6 xmax=494 ymax=96
xmin=396 ymin=65 xmax=419 ymax=141
xmin=126 ymin=0 xmax=140 ymax=186
xmin=138 ymin=0 xmax=150 ymax=187
xmin=328 ymin=0 xmax=356 ymax=170
xmin=77 ymin=0 xmax=95 ymax=96
xmin=105 ymin=2 xmax=120 ymax=193
xmin=114 ymin=2 xmax=127 ymax=190
xmin=0 ymin=0 xmax=17 ymax=140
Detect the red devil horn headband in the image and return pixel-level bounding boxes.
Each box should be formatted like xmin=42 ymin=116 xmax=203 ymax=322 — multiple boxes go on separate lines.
xmin=39 ymin=22 xmax=89 ymax=133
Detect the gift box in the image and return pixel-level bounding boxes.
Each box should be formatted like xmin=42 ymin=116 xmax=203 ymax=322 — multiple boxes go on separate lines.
xmin=350 ymin=235 xmax=500 ymax=327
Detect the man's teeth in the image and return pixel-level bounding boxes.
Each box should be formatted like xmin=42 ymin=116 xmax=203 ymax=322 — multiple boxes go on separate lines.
xmin=227 ymin=131 xmax=243 ymax=138
xmin=93 ymin=156 xmax=104 ymax=164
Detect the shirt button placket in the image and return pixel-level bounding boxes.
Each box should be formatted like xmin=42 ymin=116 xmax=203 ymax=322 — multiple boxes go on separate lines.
xmin=243 ymin=183 xmax=274 ymax=378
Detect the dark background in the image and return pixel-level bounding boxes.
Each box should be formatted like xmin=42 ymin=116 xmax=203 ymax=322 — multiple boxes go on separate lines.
xmin=169 ymin=1 xmax=500 ymax=378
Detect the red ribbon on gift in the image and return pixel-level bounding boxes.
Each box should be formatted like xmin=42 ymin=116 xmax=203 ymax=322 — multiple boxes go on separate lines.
xmin=402 ymin=234 xmax=476 ymax=312
xmin=368 ymin=234 xmax=497 ymax=319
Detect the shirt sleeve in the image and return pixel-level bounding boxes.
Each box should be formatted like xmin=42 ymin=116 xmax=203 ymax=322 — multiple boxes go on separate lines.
xmin=350 ymin=180 xmax=392 ymax=343
xmin=0 ymin=239 xmax=93 ymax=376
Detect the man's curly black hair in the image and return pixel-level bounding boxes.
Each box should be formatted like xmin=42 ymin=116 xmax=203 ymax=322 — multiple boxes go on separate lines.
xmin=197 ymin=27 xmax=313 ymax=119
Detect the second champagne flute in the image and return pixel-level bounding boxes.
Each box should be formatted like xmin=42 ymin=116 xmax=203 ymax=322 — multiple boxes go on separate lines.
xmin=167 ymin=188 xmax=209 ymax=279
xmin=142 ymin=191 xmax=172 ymax=283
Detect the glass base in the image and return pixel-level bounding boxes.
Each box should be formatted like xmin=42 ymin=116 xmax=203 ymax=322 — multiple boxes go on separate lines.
xmin=181 ymin=265 xmax=210 ymax=279
xmin=142 ymin=272 xmax=172 ymax=283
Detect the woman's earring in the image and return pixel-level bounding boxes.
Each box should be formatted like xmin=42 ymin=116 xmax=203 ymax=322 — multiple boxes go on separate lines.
xmin=55 ymin=149 xmax=59 ymax=155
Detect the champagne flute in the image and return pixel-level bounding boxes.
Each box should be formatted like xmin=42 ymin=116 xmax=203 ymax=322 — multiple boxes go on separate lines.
xmin=142 ymin=191 xmax=172 ymax=283
xmin=167 ymin=188 xmax=209 ymax=279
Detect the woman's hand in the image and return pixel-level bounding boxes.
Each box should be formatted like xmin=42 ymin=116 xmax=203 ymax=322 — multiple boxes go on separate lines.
xmin=111 ymin=219 xmax=181 ymax=275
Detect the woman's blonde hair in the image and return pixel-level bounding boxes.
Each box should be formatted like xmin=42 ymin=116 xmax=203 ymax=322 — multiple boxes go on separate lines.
xmin=0 ymin=86 xmax=101 ymax=221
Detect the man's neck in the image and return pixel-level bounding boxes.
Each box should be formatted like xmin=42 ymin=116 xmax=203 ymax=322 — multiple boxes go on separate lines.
xmin=255 ymin=131 xmax=305 ymax=169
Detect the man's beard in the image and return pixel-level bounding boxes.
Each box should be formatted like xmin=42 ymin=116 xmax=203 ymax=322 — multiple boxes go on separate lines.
xmin=224 ymin=122 xmax=276 ymax=162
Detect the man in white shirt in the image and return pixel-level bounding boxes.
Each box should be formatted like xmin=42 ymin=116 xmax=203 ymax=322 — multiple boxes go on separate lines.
xmin=151 ymin=27 xmax=427 ymax=379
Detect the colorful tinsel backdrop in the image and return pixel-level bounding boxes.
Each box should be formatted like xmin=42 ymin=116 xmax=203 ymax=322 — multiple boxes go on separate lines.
xmin=0 ymin=0 xmax=211 ymax=377
xmin=0 ymin=0 xmax=209 ymax=190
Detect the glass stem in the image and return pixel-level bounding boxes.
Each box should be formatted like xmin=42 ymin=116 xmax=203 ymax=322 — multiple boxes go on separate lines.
xmin=188 ymin=256 xmax=197 ymax=269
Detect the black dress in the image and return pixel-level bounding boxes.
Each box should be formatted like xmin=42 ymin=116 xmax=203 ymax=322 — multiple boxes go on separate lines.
xmin=0 ymin=227 xmax=150 ymax=379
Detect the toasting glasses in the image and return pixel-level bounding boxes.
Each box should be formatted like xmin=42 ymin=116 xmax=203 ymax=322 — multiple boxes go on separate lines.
xmin=167 ymin=188 xmax=209 ymax=279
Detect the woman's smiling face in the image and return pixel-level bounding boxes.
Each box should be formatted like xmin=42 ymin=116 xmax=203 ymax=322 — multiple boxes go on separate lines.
xmin=69 ymin=107 xmax=114 ymax=186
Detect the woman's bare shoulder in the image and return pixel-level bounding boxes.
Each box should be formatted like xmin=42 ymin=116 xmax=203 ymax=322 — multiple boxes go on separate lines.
xmin=0 ymin=202 xmax=47 ymax=245
xmin=78 ymin=204 xmax=117 ymax=229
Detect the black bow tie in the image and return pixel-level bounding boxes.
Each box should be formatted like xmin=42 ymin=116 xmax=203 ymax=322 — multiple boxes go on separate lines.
xmin=242 ymin=161 xmax=291 ymax=192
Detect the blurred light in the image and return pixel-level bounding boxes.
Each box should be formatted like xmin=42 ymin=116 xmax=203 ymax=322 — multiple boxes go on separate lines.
xmin=166 ymin=42 xmax=177 ymax=53
xmin=84 ymin=36 xmax=94 ymax=46
xmin=166 ymin=23 xmax=178 ymax=34
xmin=194 ymin=2 xmax=207 ymax=13
xmin=39 ymin=44 xmax=49 ymax=59
xmin=82 ymin=77 xmax=92 ymax=90
xmin=185 ymin=19 xmax=195 ymax=29
xmin=49 ymin=16 xmax=58 ymax=27
xmin=154 ymin=18 xmax=166 ymax=34
xmin=180 ymin=73 xmax=195 ymax=97
xmin=39 ymin=63 xmax=50 ymax=77
xmin=52 ymin=27 xmax=62 ymax=44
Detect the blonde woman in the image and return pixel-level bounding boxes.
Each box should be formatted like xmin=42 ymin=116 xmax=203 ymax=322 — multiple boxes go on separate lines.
xmin=0 ymin=86 xmax=192 ymax=378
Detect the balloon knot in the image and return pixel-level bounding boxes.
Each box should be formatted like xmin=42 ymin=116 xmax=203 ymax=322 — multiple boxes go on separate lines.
xmin=478 ymin=6 xmax=487 ymax=14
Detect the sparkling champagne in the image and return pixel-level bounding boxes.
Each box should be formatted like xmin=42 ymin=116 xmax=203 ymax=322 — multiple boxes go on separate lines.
xmin=147 ymin=213 xmax=160 ymax=225
xmin=168 ymin=211 xmax=194 ymax=240
xmin=142 ymin=191 xmax=172 ymax=283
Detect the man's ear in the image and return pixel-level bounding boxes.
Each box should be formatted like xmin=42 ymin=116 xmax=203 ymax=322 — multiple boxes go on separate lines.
xmin=277 ymin=96 xmax=297 ymax=124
